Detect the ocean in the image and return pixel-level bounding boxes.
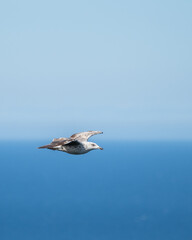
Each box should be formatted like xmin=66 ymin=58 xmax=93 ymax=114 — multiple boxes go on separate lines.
xmin=0 ymin=141 xmax=192 ymax=240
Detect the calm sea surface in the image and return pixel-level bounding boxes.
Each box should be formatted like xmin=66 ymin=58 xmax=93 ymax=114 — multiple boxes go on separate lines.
xmin=0 ymin=141 xmax=192 ymax=240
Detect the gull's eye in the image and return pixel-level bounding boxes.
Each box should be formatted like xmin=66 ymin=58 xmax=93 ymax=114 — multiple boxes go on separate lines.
xmin=91 ymin=144 xmax=95 ymax=147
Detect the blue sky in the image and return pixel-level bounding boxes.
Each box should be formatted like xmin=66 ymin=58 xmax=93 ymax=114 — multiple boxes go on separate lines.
xmin=0 ymin=0 xmax=192 ymax=140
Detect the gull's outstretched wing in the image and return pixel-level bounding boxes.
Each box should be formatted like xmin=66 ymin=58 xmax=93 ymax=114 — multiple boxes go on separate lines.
xmin=38 ymin=138 xmax=79 ymax=150
xmin=70 ymin=131 xmax=103 ymax=142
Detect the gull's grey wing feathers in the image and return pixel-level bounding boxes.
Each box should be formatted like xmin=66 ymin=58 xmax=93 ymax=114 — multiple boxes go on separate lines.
xmin=70 ymin=131 xmax=103 ymax=141
xmin=38 ymin=138 xmax=78 ymax=149
xmin=52 ymin=137 xmax=67 ymax=142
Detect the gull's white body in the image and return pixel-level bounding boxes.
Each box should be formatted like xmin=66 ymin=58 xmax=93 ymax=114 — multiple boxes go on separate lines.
xmin=38 ymin=131 xmax=103 ymax=155
xmin=54 ymin=141 xmax=99 ymax=155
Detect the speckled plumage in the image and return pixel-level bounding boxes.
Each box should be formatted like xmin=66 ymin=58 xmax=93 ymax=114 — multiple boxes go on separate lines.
xmin=38 ymin=131 xmax=103 ymax=155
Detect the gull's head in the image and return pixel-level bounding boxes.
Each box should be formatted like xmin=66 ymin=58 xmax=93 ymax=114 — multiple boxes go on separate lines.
xmin=87 ymin=142 xmax=103 ymax=151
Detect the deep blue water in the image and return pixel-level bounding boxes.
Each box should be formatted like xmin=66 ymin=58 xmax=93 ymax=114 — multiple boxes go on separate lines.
xmin=0 ymin=141 xmax=192 ymax=240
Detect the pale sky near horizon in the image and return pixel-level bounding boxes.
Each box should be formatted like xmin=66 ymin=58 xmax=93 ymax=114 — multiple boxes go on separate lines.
xmin=0 ymin=0 xmax=192 ymax=140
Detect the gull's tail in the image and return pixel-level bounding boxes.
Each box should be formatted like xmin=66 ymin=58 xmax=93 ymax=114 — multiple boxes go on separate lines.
xmin=38 ymin=144 xmax=52 ymax=149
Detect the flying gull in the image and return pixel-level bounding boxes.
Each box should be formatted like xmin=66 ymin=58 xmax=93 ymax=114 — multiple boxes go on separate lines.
xmin=38 ymin=131 xmax=103 ymax=155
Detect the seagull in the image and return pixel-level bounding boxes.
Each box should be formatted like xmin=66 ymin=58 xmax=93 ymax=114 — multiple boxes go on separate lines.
xmin=38 ymin=131 xmax=103 ymax=155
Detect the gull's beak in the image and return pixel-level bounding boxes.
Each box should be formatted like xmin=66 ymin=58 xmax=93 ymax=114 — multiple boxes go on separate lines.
xmin=99 ymin=147 xmax=103 ymax=150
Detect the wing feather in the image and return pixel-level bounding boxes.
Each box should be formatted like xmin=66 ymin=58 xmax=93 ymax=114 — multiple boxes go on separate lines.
xmin=70 ymin=131 xmax=103 ymax=141
xmin=38 ymin=138 xmax=79 ymax=149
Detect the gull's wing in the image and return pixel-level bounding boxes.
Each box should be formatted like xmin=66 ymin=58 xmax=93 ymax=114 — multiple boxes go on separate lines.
xmin=70 ymin=131 xmax=103 ymax=142
xmin=38 ymin=138 xmax=79 ymax=149
xmin=52 ymin=137 xmax=67 ymax=143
